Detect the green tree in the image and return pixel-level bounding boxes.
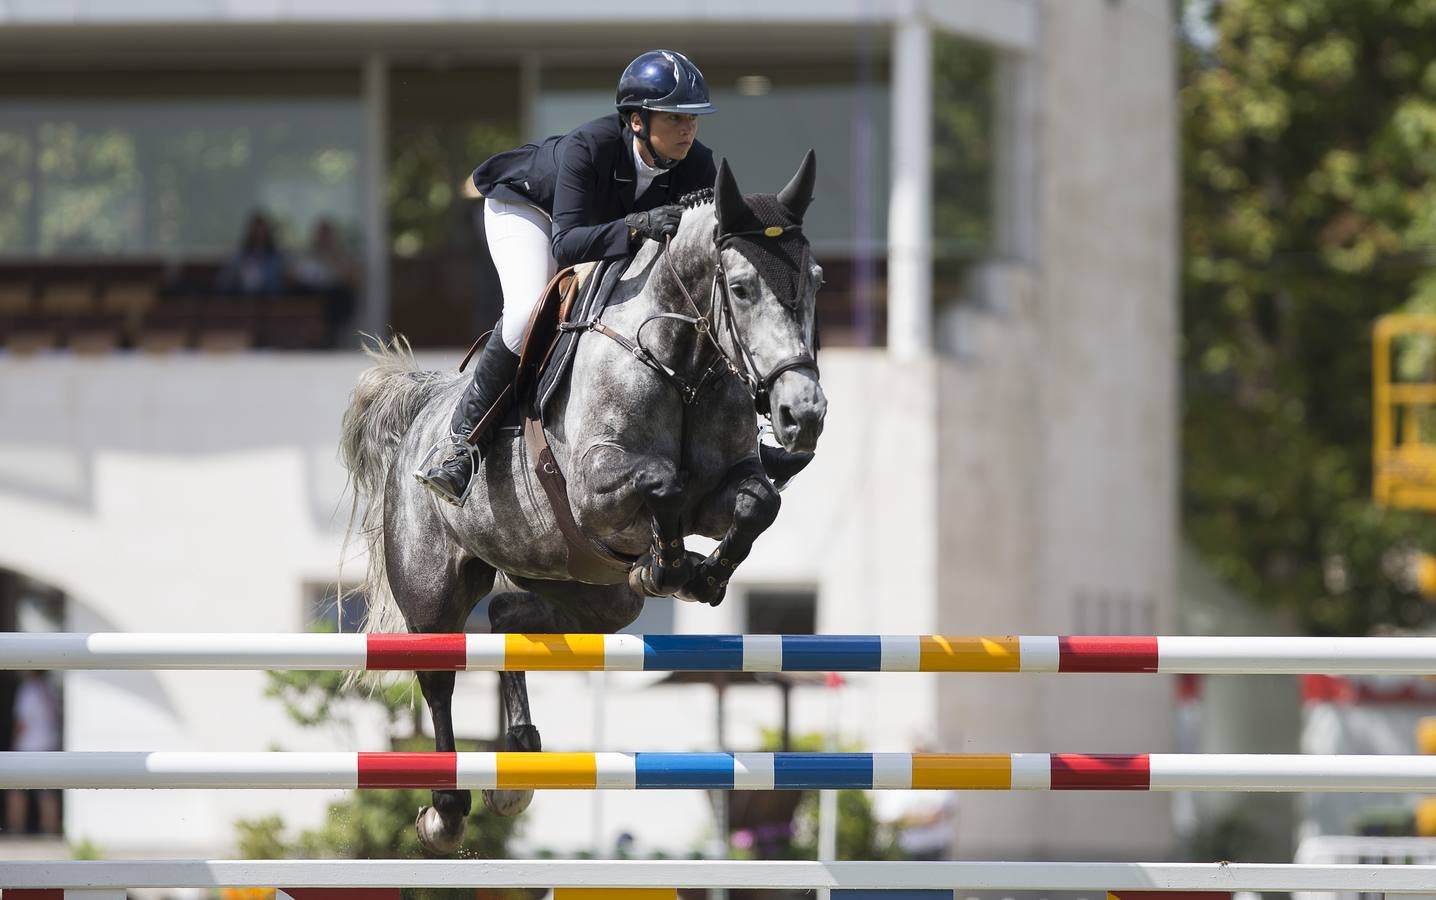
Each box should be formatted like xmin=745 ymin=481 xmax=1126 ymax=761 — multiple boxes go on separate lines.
xmin=1182 ymin=0 xmax=1436 ymax=633
xmin=932 ymin=33 xmax=996 ymax=304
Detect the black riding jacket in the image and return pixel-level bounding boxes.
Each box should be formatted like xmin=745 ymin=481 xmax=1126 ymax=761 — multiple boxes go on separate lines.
xmin=471 ymin=115 xmax=717 ymax=269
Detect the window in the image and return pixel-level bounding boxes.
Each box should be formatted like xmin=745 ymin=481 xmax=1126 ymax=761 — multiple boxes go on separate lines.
xmin=1072 ymin=589 xmax=1156 ymax=635
xmin=535 ymin=64 xmax=891 ymax=251
xmin=305 ymin=583 xmax=367 ymax=634
xmin=0 ymin=95 xmax=363 ymax=259
xmin=744 ymin=588 xmax=817 ymax=635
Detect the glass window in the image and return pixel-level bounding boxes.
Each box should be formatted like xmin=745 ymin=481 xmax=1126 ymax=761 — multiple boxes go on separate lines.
xmin=0 ymin=98 xmax=363 ymax=260
xmin=535 ymin=64 xmax=890 ymax=253
xmin=932 ymin=34 xmax=996 ymax=300
xmin=386 ymin=65 xmax=520 ymax=348
xmin=305 ymin=583 xmax=367 ymax=634
xmin=744 ymin=588 xmax=817 ymax=635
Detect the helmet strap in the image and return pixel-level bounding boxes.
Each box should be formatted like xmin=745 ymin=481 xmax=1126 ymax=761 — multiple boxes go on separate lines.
xmin=636 ymin=110 xmax=681 ymax=172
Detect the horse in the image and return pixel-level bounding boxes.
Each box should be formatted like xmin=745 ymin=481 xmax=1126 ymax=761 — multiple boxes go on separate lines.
xmin=339 ymin=151 xmax=827 ymax=854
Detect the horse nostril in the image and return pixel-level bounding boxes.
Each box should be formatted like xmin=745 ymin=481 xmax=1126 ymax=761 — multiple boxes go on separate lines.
xmin=779 ymin=406 xmax=799 ymax=436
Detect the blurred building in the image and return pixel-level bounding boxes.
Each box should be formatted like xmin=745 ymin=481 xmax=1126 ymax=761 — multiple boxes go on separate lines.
xmin=0 ymin=0 xmax=1179 ymax=864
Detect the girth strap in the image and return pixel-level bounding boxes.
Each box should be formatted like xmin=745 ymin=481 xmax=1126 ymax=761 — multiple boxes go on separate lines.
xmin=522 ymin=415 xmax=635 ymax=583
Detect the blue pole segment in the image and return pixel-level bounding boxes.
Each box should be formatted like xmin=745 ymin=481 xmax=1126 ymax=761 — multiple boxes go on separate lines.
xmin=635 ymin=752 xmax=736 ymax=789
xmin=783 ymin=635 xmax=884 ymax=671
xmin=774 ymin=753 xmax=876 ymax=789
xmin=643 ymin=635 xmax=744 ymax=671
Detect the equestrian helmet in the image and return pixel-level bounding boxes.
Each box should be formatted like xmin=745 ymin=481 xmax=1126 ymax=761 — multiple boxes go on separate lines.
xmin=616 ymin=50 xmax=717 ymax=116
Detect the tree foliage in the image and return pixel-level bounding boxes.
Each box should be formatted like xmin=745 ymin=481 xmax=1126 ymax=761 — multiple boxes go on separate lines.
xmin=1182 ymin=0 xmax=1436 ymax=633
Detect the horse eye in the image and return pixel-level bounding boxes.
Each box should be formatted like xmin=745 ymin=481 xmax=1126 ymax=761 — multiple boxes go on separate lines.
xmin=731 ymin=282 xmax=749 ymax=300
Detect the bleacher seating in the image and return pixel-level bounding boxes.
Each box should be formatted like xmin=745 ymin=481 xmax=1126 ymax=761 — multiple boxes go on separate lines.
xmin=0 ymin=261 xmax=336 ymax=354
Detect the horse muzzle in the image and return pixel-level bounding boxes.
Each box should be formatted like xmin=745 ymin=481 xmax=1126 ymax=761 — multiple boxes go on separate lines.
xmin=771 ymin=372 xmax=827 ymax=453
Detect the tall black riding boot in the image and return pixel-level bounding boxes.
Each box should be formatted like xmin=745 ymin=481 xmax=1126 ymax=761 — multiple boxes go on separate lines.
xmin=414 ymin=336 xmax=521 ymax=507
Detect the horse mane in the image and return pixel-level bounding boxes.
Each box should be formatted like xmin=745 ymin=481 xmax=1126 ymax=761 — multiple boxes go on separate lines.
xmin=679 ymin=188 xmax=714 ymax=209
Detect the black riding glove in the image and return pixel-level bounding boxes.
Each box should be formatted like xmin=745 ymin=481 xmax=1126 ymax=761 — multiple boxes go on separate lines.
xmin=625 ymin=206 xmax=684 ymax=245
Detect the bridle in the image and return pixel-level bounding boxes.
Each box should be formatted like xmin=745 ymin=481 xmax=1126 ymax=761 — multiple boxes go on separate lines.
xmin=705 ymin=226 xmax=820 ymax=415
xmin=562 ymin=223 xmax=818 ymax=416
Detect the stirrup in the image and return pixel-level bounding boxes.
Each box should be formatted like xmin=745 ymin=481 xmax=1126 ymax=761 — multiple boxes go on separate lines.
xmin=413 ymin=434 xmax=480 ymax=507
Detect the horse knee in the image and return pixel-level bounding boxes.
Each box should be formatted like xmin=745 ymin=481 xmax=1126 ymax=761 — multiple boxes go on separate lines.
xmin=632 ymin=458 xmax=684 ymax=509
xmin=735 ymin=475 xmax=781 ymax=530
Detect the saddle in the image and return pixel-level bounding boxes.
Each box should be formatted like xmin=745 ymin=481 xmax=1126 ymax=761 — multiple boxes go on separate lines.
xmin=462 ymin=258 xmax=635 ymax=583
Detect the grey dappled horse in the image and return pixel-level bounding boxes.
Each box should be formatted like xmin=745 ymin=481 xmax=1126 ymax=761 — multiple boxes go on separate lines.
xmin=339 ymin=152 xmax=827 ymax=853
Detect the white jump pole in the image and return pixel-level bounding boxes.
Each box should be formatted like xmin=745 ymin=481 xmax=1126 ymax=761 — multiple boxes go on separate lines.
xmin=3 ymin=859 xmax=1436 ymax=892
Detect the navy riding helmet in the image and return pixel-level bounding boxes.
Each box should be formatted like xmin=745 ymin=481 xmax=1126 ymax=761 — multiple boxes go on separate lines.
xmin=616 ymin=50 xmax=717 ymax=170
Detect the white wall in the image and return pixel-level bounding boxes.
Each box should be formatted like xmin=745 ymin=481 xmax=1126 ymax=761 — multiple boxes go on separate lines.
xmin=0 ymin=348 xmax=937 ymax=858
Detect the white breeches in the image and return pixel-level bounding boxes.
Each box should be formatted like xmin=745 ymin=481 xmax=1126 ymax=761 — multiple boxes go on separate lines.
xmin=484 ymin=197 xmax=557 ymax=353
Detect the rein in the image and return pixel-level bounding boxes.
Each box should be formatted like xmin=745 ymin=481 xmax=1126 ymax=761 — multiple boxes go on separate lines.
xmin=564 ymin=226 xmax=818 ymax=416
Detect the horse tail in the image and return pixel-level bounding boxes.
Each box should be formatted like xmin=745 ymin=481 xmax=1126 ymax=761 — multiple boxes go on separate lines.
xmin=339 ymin=335 xmax=455 ymax=660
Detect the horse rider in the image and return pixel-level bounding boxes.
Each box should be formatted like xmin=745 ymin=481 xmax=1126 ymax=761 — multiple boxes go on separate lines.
xmin=416 ymin=49 xmax=813 ymax=506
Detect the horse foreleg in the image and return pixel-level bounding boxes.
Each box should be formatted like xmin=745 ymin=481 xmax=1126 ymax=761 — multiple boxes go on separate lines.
xmin=678 ymin=457 xmax=780 ymax=607
xmin=414 ymin=670 xmax=471 ymax=853
xmin=628 ymin=456 xmax=694 ymax=597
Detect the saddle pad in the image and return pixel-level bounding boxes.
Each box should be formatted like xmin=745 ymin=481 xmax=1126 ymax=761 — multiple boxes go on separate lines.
xmin=570 ymin=260 xmax=599 ymax=293
xmin=535 ymin=257 xmax=627 ymax=416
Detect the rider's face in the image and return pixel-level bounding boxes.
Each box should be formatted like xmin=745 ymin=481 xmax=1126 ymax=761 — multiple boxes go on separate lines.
xmin=631 ymin=112 xmax=698 ymax=163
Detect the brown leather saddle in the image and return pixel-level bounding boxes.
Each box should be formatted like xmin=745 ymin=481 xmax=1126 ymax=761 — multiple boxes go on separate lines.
xmin=459 ymin=264 xmax=635 ymax=584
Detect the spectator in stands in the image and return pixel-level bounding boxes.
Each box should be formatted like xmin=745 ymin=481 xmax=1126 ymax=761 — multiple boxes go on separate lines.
xmin=6 ymin=670 xmax=60 ymax=835
xmin=290 ymin=217 xmax=358 ymax=345
xmin=216 ymin=211 xmax=286 ymax=295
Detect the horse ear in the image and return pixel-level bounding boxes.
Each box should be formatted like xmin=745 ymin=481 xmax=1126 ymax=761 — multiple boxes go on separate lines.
xmin=715 ymin=157 xmax=745 ymax=233
xmin=777 ymin=148 xmax=816 ymax=222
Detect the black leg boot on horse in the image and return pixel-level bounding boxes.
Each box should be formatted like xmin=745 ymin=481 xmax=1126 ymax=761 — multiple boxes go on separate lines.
xmin=759 ymin=443 xmax=814 ymax=490
xmin=415 ymin=333 xmax=520 ymax=507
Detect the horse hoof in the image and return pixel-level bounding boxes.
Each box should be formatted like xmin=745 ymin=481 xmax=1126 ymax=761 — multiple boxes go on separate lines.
xmin=628 ymin=557 xmax=672 ymax=598
xmin=482 ymin=787 xmax=535 ymax=817
xmin=677 ymin=566 xmax=727 ymax=606
xmin=415 ymin=805 xmax=465 ymax=855
xmin=507 ymin=723 xmax=542 ymax=752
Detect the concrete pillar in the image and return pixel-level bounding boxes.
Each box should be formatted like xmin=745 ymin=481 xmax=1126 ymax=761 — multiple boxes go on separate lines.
xmin=361 ymin=54 xmax=390 ymax=342
xmin=886 ymin=15 xmax=934 ymax=358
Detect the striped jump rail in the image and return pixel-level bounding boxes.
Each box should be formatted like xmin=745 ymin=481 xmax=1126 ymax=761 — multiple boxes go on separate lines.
xmin=1 ymin=859 xmax=1434 ymax=893
xmin=268 ymin=891 xmax=1207 ymax=900
xmin=0 ymin=888 xmax=1230 ymax=900
xmin=3 ymin=632 xmax=1436 ymax=673
xmin=6 ymin=751 xmax=1436 ymax=791
xmin=0 ymin=890 xmax=1231 ymax=900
